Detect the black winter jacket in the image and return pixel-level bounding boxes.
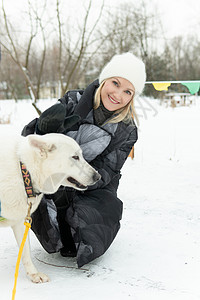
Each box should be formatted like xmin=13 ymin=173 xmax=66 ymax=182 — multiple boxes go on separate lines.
xmin=22 ymin=80 xmax=138 ymax=267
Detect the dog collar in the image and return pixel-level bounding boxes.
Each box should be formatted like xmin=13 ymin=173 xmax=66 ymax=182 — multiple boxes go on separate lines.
xmin=20 ymin=162 xmax=41 ymax=198
xmin=0 ymin=162 xmax=40 ymax=222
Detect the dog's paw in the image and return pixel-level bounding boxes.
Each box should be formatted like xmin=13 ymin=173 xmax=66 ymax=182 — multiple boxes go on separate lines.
xmin=29 ymin=272 xmax=50 ymax=283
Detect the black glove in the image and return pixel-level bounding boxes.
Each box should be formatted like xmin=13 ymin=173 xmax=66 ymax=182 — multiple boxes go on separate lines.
xmin=36 ymin=103 xmax=80 ymax=134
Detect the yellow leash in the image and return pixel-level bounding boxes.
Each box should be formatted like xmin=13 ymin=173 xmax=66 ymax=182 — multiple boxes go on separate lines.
xmin=12 ymin=203 xmax=32 ymax=300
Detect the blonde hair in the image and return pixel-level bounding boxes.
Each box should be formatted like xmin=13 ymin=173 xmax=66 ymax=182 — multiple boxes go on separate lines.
xmin=94 ymin=80 xmax=138 ymax=125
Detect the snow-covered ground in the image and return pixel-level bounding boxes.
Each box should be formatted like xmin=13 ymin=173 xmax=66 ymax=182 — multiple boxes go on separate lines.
xmin=0 ymin=97 xmax=200 ymax=300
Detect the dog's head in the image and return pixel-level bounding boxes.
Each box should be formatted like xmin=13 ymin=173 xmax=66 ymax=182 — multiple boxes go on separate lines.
xmin=26 ymin=133 xmax=101 ymax=194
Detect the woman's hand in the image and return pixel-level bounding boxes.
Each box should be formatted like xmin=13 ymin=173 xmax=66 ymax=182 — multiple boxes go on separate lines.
xmin=37 ymin=103 xmax=80 ymax=134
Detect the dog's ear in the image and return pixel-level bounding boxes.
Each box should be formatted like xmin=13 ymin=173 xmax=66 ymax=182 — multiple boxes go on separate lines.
xmin=28 ymin=135 xmax=56 ymax=157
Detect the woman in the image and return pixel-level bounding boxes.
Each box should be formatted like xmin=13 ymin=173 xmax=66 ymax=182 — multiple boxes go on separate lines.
xmin=22 ymin=52 xmax=146 ymax=268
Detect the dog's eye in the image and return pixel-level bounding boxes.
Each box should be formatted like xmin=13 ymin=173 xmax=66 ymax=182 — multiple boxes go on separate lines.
xmin=72 ymin=155 xmax=79 ymax=160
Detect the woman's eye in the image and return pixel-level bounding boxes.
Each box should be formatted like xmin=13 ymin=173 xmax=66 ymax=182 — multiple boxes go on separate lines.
xmin=125 ymin=90 xmax=131 ymax=95
xmin=72 ymin=155 xmax=79 ymax=160
xmin=113 ymin=80 xmax=119 ymax=86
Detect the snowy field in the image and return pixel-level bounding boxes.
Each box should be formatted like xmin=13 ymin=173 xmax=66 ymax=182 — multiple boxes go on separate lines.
xmin=0 ymin=96 xmax=200 ymax=300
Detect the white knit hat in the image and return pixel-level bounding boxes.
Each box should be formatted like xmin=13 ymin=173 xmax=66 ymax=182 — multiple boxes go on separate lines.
xmin=99 ymin=52 xmax=146 ymax=95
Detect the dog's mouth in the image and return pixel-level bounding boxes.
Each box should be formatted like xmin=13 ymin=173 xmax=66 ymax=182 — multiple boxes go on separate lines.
xmin=67 ymin=177 xmax=87 ymax=190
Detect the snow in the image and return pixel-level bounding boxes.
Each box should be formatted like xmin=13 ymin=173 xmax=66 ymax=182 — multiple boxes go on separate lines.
xmin=0 ymin=97 xmax=200 ymax=300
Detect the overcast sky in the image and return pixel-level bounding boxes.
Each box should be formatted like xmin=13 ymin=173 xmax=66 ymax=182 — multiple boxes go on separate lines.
xmin=1 ymin=0 xmax=200 ymax=39
xmin=153 ymin=0 xmax=199 ymax=37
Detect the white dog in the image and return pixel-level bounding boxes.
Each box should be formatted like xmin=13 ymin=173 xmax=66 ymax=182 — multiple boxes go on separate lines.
xmin=0 ymin=133 xmax=100 ymax=283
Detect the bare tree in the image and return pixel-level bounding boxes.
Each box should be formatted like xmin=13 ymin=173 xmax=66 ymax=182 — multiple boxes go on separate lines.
xmin=3 ymin=0 xmax=199 ymax=101
xmin=0 ymin=0 xmax=106 ymax=104
xmin=55 ymin=0 xmax=105 ymax=96
xmin=164 ymin=34 xmax=200 ymax=81
xmin=0 ymin=52 xmax=27 ymax=100
xmin=96 ymin=0 xmax=163 ymax=80
xmin=0 ymin=0 xmax=49 ymax=113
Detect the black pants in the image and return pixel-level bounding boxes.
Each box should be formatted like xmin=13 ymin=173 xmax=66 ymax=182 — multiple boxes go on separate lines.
xmin=54 ymin=188 xmax=77 ymax=255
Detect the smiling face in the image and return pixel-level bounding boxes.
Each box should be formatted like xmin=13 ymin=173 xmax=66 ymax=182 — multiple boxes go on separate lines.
xmin=100 ymin=77 xmax=135 ymax=111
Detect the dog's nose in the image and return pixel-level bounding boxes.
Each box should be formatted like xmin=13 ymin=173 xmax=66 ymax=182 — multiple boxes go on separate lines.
xmin=93 ymin=172 xmax=101 ymax=182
